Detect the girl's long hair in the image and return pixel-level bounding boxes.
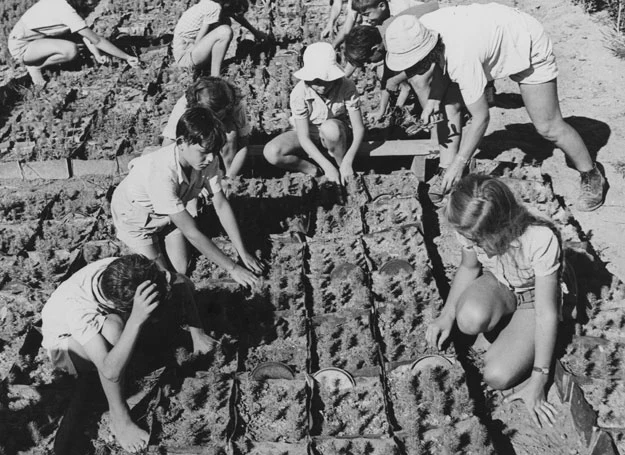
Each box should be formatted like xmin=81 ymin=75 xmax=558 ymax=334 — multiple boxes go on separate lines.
xmin=445 ymin=174 xmax=560 ymax=257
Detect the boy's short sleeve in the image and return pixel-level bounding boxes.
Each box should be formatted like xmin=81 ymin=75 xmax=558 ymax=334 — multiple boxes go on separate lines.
xmin=290 ymin=82 xmax=309 ymax=120
xmin=162 ymin=96 xmax=188 ymax=141
xmin=342 ymin=78 xmax=361 ymax=111
xmin=530 ymin=227 xmax=561 ymax=277
xmin=57 ymin=0 xmax=88 ymax=33
xmin=148 ymin=164 xmax=186 ymax=215
xmin=446 ymin=50 xmax=488 ymax=106
xmin=201 ymin=1 xmax=222 ymax=26
xmin=66 ymin=298 xmax=106 ymax=346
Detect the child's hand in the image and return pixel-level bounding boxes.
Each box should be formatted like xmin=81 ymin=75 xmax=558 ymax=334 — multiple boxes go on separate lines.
xmin=426 ymin=313 xmax=454 ymax=350
xmin=230 ymin=264 xmax=260 ymax=289
xmin=323 ymin=166 xmax=341 ymax=185
xmin=126 ymin=56 xmax=140 ymax=68
xmin=504 ymin=379 xmax=558 ymax=428
xmin=320 ymin=25 xmax=333 ymax=39
xmin=95 ymin=54 xmax=111 ymax=64
xmin=420 ymin=99 xmax=441 ymax=126
xmin=190 ymin=328 xmax=220 ymax=354
xmin=441 ymin=158 xmax=467 ymax=193
xmin=240 ymin=251 xmax=266 ymax=275
xmin=129 ymin=281 xmax=160 ymax=326
xmin=339 ymin=162 xmax=354 ymax=184
xmin=366 ymin=109 xmax=385 ymax=124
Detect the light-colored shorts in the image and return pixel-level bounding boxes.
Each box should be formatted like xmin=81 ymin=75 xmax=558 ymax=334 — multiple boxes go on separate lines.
xmin=8 ymin=21 xmax=30 ymax=63
xmin=172 ymin=36 xmax=197 ymax=69
xmin=510 ymin=12 xmax=559 ymax=85
xmin=111 ymin=183 xmax=190 ymax=250
xmin=47 ymin=336 xmax=78 ymax=376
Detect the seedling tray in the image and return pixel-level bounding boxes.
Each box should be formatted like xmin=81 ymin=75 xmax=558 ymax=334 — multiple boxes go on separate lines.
xmin=234 ymin=373 xmax=310 ymax=443
xmin=313 ymin=205 xmax=364 ymax=240
xmin=362 ymin=224 xmax=428 ymax=271
xmin=309 ymin=273 xmax=372 ymax=315
xmin=310 ymin=375 xmax=389 ymax=437
xmin=361 ymin=170 xmax=420 ymax=201
xmin=311 ymin=436 xmax=402 ymax=455
xmin=311 ymin=312 xmax=380 ymax=372
xmin=307 ymin=237 xmax=368 ymax=276
xmin=363 ymin=196 xmax=422 ymax=234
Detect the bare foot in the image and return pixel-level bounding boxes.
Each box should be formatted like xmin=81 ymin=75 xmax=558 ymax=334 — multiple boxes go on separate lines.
xmin=110 ymin=413 xmax=149 ymax=453
xmin=25 ymin=66 xmax=45 ymax=86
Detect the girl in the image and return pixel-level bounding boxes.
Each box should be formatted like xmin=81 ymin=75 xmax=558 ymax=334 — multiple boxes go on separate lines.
xmin=427 ymin=174 xmax=561 ymax=429
xmin=172 ymin=0 xmax=268 ymax=76
xmin=384 ymin=7 xmax=606 ymax=211
xmin=263 ymin=42 xmax=365 ymax=185
xmin=111 ymin=107 xmax=264 ymax=286
xmin=8 ymin=0 xmax=139 ymax=85
xmin=162 ymin=76 xmax=251 ymax=178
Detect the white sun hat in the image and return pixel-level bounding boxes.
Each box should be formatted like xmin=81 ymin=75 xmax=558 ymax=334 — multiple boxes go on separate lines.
xmin=385 ymin=15 xmax=439 ymax=72
xmin=293 ymin=42 xmax=345 ymax=82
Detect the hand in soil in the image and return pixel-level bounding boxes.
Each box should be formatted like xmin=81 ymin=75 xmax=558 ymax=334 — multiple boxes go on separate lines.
xmin=240 ymin=250 xmax=266 ymax=275
xmin=420 ymin=99 xmax=442 ymax=126
xmin=441 ymin=159 xmax=467 ymax=194
xmin=230 ymin=264 xmax=260 ymax=289
xmin=129 ymin=281 xmax=161 ymax=326
xmin=426 ymin=313 xmax=454 ymax=350
xmin=110 ymin=414 xmax=149 ymax=453
xmin=126 ymin=56 xmax=140 ymax=68
xmin=339 ymin=162 xmax=354 ymax=185
xmin=504 ymin=380 xmax=558 ymax=429
xmin=324 ymin=167 xmax=341 ymax=185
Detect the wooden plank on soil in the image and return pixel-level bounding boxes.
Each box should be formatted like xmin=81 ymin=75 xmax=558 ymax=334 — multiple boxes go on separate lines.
xmin=247 ymin=139 xmax=435 ymax=157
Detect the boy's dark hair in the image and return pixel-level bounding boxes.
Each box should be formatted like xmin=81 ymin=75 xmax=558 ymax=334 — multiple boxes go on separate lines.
xmin=345 ymin=25 xmax=382 ymax=67
xmin=405 ymin=36 xmax=444 ymax=77
xmin=217 ymin=0 xmax=249 ymax=16
xmin=100 ymin=255 xmax=169 ymax=313
xmin=353 ymin=0 xmax=385 ymax=14
xmin=176 ymin=106 xmax=227 ymax=153
xmin=185 ymin=76 xmax=237 ymax=118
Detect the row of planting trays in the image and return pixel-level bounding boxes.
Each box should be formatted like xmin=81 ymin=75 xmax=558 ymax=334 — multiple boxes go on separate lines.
xmin=88 ymin=170 xmax=495 ymax=454
xmin=1 ymin=164 xmax=623 ymax=454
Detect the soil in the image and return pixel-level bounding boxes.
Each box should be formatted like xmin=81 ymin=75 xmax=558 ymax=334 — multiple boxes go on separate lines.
xmin=1 ymin=0 xmax=625 ymax=453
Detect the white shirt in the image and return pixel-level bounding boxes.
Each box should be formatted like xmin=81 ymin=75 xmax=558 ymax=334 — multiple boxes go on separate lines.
xmin=421 ymin=3 xmax=534 ymax=105
xmin=42 ymin=258 xmax=115 ymax=349
xmin=173 ymin=0 xmax=222 ymax=42
xmin=11 ymin=0 xmax=87 ymax=40
xmin=119 ymin=143 xmax=222 ymax=217
xmin=457 ymin=225 xmax=561 ymax=291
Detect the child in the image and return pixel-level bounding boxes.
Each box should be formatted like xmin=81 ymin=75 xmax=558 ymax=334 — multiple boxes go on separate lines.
xmin=329 ymin=0 xmax=438 ymax=48
xmin=111 ymin=107 xmax=264 ymax=285
xmin=384 ymin=8 xmax=606 ymax=211
xmin=8 ymin=0 xmax=139 ymax=85
xmin=344 ymin=24 xmax=414 ymax=124
xmin=263 ymin=42 xmax=365 ymax=185
xmin=162 ymin=76 xmax=251 ymax=178
xmin=41 ymin=254 xmax=217 ymax=452
xmin=427 ymin=175 xmax=561 ymax=429
xmin=172 ymin=0 xmax=268 ymax=76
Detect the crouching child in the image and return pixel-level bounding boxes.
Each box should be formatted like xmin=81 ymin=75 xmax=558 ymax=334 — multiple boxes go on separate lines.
xmin=41 ymin=255 xmax=216 ymax=452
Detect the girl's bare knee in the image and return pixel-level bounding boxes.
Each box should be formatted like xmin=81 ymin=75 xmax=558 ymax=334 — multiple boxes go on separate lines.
xmin=263 ymin=142 xmax=282 ymax=164
xmin=63 ymin=43 xmax=79 ymax=61
xmin=456 ymin=301 xmax=490 ymax=335
xmin=483 ymin=363 xmax=516 ymax=390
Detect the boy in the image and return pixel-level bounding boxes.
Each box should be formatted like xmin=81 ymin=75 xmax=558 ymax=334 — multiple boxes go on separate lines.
xmin=263 ymin=42 xmax=365 ymax=185
xmin=41 ymin=254 xmax=217 ymax=452
xmin=112 ymin=107 xmax=264 ymax=283
xmin=330 ymin=0 xmax=438 ymax=49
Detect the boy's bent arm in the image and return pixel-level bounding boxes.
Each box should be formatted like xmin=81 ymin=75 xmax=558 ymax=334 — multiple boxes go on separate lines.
xmin=78 ymin=28 xmax=137 ymax=65
xmin=341 ymin=108 xmax=365 ymax=179
xmin=333 ymin=9 xmax=357 ymax=48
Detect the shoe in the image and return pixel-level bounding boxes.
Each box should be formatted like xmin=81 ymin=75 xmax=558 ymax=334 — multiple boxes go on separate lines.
xmin=427 ymin=167 xmax=447 ymax=206
xmin=576 ymin=164 xmax=606 ymax=211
